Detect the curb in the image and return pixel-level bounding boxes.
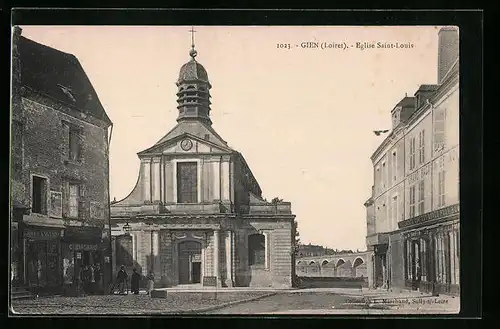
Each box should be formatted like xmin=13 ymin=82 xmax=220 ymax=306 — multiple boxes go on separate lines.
xmin=177 ymin=292 xmax=278 ymax=314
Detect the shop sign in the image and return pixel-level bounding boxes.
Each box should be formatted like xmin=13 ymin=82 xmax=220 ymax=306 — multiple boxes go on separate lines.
xmin=65 ymin=226 xmax=102 ymax=242
xmin=398 ymin=204 xmax=459 ymax=229
xmin=23 ymin=230 xmax=60 ymax=240
xmin=76 ymin=252 xmax=82 ymax=259
xmin=69 ymin=243 xmax=98 ymax=251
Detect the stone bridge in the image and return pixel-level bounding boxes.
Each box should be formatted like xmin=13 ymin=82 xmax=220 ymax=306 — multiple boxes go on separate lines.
xmin=295 ymin=251 xmax=370 ymax=278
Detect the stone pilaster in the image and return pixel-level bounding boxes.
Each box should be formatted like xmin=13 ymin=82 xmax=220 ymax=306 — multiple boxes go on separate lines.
xmin=152 ymin=157 xmax=161 ymax=202
xmin=213 ymin=229 xmax=220 ymax=286
xmin=159 ymin=230 xmax=173 ymax=286
xmin=225 ymin=230 xmax=233 ymax=287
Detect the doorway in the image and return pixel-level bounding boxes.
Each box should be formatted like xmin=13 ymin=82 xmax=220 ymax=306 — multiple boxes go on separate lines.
xmin=192 ymin=262 xmax=201 ymax=283
xmin=178 ymin=241 xmax=202 ymax=284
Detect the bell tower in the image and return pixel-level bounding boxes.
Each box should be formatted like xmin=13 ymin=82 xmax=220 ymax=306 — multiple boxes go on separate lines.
xmin=176 ymin=27 xmax=212 ymax=126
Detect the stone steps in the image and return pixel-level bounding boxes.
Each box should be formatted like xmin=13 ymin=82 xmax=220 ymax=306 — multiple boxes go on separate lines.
xmin=11 ymin=287 xmax=35 ymax=300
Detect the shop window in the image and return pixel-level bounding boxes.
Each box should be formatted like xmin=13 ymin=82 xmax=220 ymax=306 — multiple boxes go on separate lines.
xmin=32 ymin=176 xmax=48 ymax=215
xmin=26 ymin=240 xmax=60 ymax=287
xmin=248 ymin=233 xmax=265 ymax=266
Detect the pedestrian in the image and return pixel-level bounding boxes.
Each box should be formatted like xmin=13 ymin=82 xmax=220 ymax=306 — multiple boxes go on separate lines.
xmin=146 ymin=269 xmax=155 ymax=295
xmin=131 ymin=268 xmax=141 ymax=295
xmin=81 ymin=265 xmax=91 ymax=295
xmin=116 ymin=265 xmax=128 ymax=294
xmin=93 ymin=263 xmax=102 ymax=294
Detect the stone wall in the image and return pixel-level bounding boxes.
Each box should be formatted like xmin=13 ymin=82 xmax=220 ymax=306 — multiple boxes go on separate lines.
xmin=17 ymin=96 xmax=110 ymax=227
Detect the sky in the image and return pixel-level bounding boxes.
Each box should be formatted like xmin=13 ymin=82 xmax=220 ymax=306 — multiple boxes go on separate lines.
xmin=19 ymin=25 xmax=441 ymax=251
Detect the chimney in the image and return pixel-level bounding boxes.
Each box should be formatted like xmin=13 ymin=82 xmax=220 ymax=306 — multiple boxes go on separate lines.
xmin=11 ymin=26 xmax=23 ymax=119
xmin=437 ymin=26 xmax=459 ymax=84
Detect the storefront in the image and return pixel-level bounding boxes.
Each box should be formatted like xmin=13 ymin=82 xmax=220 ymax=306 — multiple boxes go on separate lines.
xmin=400 ymin=204 xmax=460 ymax=296
xmin=61 ymin=226 xmax=108 ymax=296
xmin=366 ymin=232 xmax=389 ymax=289
xmin=22 ymin=225 xmax=64 ymax=293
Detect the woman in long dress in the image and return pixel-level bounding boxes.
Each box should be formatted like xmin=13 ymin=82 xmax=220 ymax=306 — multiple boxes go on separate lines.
xmin=130 ymin=268 xmax=141 ymax=295
xmin=146 ymin=269 xmax=154 ymax=295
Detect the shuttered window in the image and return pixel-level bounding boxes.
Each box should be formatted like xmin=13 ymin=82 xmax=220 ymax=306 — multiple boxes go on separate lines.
xmin=417 ymin=180 xmax=425 ymax=215
xmin=409 ymin=185 xmax=416 ymax=218
xmin=418 ymin=129 xmax=426 ymax=164
xmin=68 ymin=184 xmax=80 ymax=218
xmin=409 ymin=137 xmax=416 ymax=170
xmin=434 ymin=108 xmax=446 ymax=151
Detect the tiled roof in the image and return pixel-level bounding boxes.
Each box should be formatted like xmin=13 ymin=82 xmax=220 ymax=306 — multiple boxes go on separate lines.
xmin=19 ymin=36 xmax=112 ymax=125
xmin=395 ymin=96 xmax=415 ymax=108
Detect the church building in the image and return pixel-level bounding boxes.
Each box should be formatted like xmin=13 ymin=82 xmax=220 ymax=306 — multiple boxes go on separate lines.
xmin=110 ymin=36 xmax=296 ymax=288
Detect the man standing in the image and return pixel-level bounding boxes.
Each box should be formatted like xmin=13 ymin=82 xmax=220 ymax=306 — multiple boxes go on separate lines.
xmin=93 ymin=263 xmax=102 ymax=294
xmin=116 ymin=265 xmax=128 ymax=294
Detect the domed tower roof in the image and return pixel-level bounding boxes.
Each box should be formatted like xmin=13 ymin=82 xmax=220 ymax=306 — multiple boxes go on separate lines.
xmin=178 ymin=58 xmax=210 ymax=83
xmin=175 ymin=29 xmax=213 ymax=126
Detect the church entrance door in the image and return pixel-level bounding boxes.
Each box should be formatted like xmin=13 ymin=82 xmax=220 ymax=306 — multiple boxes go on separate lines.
xmin=178 ymin=241 xmax=202 ymax=284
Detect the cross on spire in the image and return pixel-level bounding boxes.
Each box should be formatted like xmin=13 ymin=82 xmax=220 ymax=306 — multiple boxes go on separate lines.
xmin=188 ymin=26 xmax=198 ymax=59
xmin=189 ymin=26 xmax=196 ymax=48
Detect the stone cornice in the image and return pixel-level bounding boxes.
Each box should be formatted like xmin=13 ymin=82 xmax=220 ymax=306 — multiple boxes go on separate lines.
xmin=242 ymin=214 xmax=295 ymax=221
xmin=370 ymin=128 xmax=405 ymax=163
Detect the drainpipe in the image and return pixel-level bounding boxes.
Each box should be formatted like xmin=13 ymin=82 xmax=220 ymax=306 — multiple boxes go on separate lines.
xmin=107 ymin=123 xmax=114 ymax=286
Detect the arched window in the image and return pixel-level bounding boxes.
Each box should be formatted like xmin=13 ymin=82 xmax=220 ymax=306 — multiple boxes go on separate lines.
xmin=248 ymin=233 xmax=265 ymax=266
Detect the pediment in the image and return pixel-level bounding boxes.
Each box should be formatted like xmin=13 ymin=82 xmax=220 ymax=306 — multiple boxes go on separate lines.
xmin=138 ymin=121 xmax=235 ymax=156
xmin=139 ymin=133 xmax=233 ymax=155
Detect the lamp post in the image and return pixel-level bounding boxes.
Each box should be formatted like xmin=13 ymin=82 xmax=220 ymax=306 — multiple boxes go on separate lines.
xmin=123 ymin=221 xmax=131 ymax=235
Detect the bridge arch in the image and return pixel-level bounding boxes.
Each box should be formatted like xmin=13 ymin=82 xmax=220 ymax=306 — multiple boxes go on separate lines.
xmin=335 ymin=258 xmax=346 ymax=267
xmin=353 ymin=257 xmax=364 ymax=267
xmin=352 ymin=256 xmax=367 ymax=277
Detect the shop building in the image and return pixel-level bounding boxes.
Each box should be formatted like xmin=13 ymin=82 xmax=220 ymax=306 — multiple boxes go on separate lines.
xmin=10 ymin=27 xmax=113 ymax=295
xmin=365 ymin=27 xmax=459 ymax=295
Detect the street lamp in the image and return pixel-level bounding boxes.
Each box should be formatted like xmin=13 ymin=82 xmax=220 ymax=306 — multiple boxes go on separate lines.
xmin=123 ymin=221 xmax=131 ymax=235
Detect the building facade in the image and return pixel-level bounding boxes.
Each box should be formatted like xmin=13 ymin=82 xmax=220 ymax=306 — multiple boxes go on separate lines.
xmin=365 ymin=27 xmax=459 ymax=295
xmin=10 ymin=27 xmax=113 ymax=295
xmin=110 ymin=44 xmax=296 ymax=288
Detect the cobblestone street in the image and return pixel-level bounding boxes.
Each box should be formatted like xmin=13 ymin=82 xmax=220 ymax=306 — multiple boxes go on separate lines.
xmin=11 ymin=291 xmax=273 ymax=315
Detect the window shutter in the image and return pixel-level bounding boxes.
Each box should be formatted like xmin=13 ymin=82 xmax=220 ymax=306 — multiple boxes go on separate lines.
xmin=79 ymin=185 xmax=86 ymax=220
xmin=77 ymin=130 xmax=84 ymax=162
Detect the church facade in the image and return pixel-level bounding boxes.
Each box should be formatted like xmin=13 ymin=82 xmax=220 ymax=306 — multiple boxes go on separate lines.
xmin=110 ymin=43 xmax=296 ymax=288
